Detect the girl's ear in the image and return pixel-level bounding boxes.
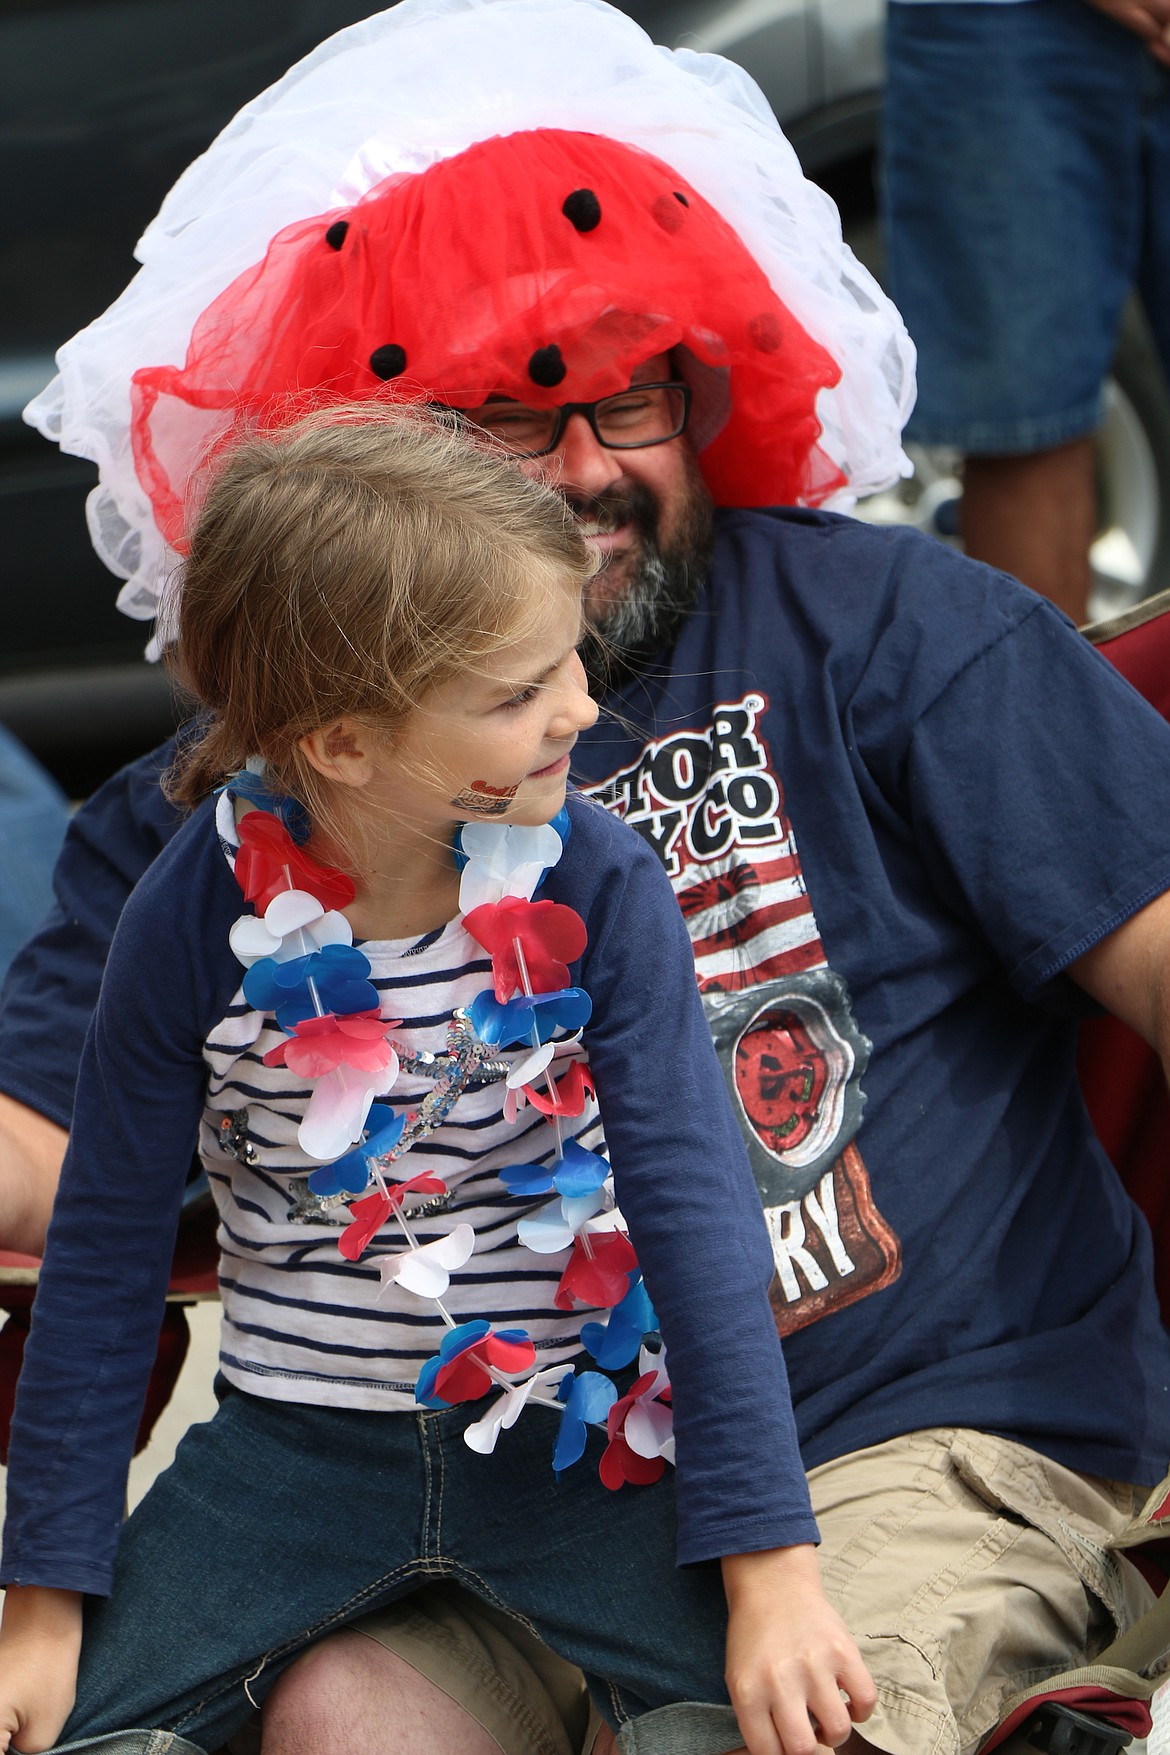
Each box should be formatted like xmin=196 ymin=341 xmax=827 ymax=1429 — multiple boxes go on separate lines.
xmin=297 ymin=719 xmax=380 ymax=789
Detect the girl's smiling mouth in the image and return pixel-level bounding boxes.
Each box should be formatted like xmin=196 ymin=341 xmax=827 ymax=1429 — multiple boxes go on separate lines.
xmin=528 ymin=752 xmax=573 ymax=780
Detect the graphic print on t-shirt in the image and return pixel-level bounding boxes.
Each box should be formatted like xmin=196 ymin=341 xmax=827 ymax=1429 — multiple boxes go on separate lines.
xmin=583 ymin=693 xmax=901 ymax=1333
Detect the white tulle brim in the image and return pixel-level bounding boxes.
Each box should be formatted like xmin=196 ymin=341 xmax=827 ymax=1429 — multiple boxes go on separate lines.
xmin=24 ymin=0 xmax=915 ymax=649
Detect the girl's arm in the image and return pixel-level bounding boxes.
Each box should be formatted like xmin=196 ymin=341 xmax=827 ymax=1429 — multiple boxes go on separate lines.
xmin=0 ymin=1584 xmax=83 ymax=1754
xmin=722 ymin=1547 xmax=875 ymax=1755
xmin=572 ymin=822 xmax=818 ymax=1563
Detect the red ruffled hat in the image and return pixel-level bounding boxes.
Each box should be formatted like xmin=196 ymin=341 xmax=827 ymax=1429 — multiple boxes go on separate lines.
xmin=131 ymin=128 xmax=844 ymax=549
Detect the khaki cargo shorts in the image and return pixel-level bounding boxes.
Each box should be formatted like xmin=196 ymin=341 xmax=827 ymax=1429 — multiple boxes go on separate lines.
xmin=338 ymin=1427 xmax=1168 ymax=1755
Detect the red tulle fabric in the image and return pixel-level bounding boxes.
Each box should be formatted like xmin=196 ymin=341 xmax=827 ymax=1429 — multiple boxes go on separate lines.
xmin=130 ymin=129 xmax=844 ymax=549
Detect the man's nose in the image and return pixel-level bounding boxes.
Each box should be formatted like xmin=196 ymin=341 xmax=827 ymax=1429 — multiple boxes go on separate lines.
xmin=550 ymin=411 xmax=625 ymax=499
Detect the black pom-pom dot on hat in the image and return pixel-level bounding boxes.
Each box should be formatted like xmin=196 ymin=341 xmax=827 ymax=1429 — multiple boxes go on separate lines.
xmin=651 ymin=193 xmax=686 ymax=235
xmin=528 ymin=345 xmax=567 ymax=388
xmin=369 ymin=344 xmax=407 ymax=380
xmin=325 ymin=220 xmax=349 ymax=251
xmin=748 ymin=312 xmax=783 ymax=354
xmin=562 ymin=189 xmax=602 ymax=233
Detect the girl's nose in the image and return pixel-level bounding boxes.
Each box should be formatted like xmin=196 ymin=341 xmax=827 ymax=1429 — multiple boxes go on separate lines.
xmin=552 ymin=652 xmax=599 ymax=735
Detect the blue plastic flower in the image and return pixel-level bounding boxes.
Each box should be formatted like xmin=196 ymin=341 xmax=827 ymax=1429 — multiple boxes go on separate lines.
xmin=581 ymin=1276 xmax=658 ymax=1370
xmin=468 ymin=986 xmax=592 ymax=1048
xmin=498 ymin=1139 xmax=609 ymax=1199
xmin=307 ymin=1104 xmax=407 ymax=1198
xmin=243 ymin=943 xmax=378 ymax=1030
xmin=552 ymin=1369 xmax=618 ymax=1473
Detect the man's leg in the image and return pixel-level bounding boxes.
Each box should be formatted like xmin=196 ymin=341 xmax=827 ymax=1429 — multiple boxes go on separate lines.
xmin=961 ymin=437 xmax=1097 ymax=624
xmin=809 ymin=1428 xmax=1157 ymax=1755
xmin=258 ymin=1426 xmax=1158 ymax=1755
xmin=260 ymin=1631 xmax=503 ymax=1755
xmin=260 ymin=1585 xmax=601 ymax=1755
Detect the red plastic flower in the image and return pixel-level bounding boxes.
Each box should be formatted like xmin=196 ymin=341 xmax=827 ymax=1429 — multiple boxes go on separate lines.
xmin=338 ymin=1174 xmax=449 ymax=1261
xmin=263 ymin=1011 xmax=398 ymax=1077
xmin=599 ymin=1369 xmax=673 ymax=1491
xmin=463 ymin=897 xmax=587 ymax=1002
xmin=433 ymin=1330 xmax=537 ymax=1403
xmin=554 ymin=1229 xmax=638 ymax=1311
xmin=235 ymin=811 xmax=355 ymax=912
xmin=523 ymin=1062 xmax=595 ymax=1117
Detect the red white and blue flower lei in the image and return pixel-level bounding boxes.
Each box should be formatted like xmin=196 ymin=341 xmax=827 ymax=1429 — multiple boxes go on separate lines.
xmin=224 ymin=773 xmax=674 ymax=1487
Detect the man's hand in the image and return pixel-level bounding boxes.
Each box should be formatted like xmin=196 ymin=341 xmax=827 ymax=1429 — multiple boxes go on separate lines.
xmin=0 ymin=1096 xmax=66 ymax=1259
xmin=0 ymin=1585 xmax=82 ymax=1753
xmin=1083 ymin=0 xmax=1170 ymax=65
xmin=721 ymin=1546 xmax=876 ymax=1755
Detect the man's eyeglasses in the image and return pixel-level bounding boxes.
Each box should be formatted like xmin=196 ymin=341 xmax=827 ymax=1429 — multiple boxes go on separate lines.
xmin=465 ymin=382 xmax=691 ymax=459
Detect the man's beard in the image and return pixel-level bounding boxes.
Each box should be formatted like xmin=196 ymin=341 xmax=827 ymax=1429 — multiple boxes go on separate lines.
xmin=570 ymin=459 xmax=715 ymax=695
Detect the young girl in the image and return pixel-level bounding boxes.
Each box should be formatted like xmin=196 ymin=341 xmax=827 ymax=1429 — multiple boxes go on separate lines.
xmin=0 ymin=407 xmax=871 ymax=1755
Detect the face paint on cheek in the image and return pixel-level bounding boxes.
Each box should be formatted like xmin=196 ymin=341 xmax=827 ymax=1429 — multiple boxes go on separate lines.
xmin=449 ymin=779 xmax=521 ymax=817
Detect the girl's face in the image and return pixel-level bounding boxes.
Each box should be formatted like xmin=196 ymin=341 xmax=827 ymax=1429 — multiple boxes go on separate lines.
xmin=366 ymin=568 xmax=599 ymax=832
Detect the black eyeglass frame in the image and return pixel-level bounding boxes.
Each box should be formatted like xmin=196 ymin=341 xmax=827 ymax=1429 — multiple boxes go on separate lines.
xmin=465 ymin=381 xmax=692 ymax=458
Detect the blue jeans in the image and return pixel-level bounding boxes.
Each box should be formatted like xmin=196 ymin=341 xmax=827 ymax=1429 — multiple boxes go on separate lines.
xmin=884 ymin=0 xmax=1170 ymax=451
xmin=57 ymin=1382 xmax=740 ymax=1755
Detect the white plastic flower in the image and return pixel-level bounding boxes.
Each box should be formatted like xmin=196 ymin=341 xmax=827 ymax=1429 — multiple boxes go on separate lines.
xmin=464 ymin=1363 xmax=574 ymax=1455
xmin=229 ymin=891 xmax=352 ymax=966
xmin=377 ymin=1224 xmax=476 ymax=1301
xmin=458 ymin=822 xmax=564 ymax=913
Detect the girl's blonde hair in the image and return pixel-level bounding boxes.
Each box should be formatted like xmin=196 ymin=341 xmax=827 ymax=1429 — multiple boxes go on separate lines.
xmin=166 ymin=402 xmax=596 ymax=850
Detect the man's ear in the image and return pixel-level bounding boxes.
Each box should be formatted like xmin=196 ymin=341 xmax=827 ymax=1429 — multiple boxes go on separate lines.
xmin=297 ymin=719 xmax=379 ymax=788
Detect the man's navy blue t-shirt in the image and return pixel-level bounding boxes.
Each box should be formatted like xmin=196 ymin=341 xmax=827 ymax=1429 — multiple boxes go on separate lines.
xmin=3 ymin=508 xmax=1170 ymax=1487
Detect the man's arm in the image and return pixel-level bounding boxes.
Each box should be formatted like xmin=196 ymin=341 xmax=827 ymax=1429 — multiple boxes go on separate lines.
xmin=0 ymin=1099 xmax=65 ymax=1259
xmin=0 ymin=738 xmax=184 ymax=1256
xmin=1068 ymin=889 xmax=1170 ymax=1075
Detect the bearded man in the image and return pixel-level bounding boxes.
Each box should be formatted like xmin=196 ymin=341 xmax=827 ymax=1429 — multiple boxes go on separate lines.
xmin=2 ymin=6 xmax=1169 ymax=1755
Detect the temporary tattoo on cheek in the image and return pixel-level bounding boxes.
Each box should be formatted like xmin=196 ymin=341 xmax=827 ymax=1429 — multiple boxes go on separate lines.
xmin=450 ymin=779 xmax=520 ymax=817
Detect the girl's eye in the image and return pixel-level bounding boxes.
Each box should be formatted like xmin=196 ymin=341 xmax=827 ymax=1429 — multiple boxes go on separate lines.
xmin=499 ymin=684 xmax=539 ymax=711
